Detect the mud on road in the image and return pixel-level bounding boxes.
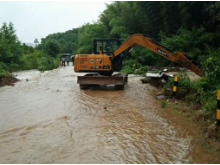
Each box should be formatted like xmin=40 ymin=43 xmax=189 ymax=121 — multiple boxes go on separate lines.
xmin=0 ymin=65 xmax=219 ymax=163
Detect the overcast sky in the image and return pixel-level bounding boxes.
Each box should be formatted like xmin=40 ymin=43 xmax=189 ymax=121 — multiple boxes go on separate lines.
xmin=0 ymin=1 xmax=110 ymax=43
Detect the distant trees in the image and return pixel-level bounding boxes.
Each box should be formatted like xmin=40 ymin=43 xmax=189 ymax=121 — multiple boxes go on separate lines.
xmin=37 ymin=28 xmax=78 ymax=55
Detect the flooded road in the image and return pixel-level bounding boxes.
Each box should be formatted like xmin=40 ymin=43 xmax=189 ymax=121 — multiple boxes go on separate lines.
xmin=0 ymin=64 xmax=219 ymax=163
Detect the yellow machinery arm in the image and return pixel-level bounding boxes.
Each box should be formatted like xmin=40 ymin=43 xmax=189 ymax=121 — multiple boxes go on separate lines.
xmin=111 ymin=34 xmax=202 ymax=76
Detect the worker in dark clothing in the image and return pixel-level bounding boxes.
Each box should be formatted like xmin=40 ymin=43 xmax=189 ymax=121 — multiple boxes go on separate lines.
xmin=71 ymin=55 xmax=75 ymax=66
xmin=66 ymin=56 xmax=69 ymax=66
xmin=61 ymin=56 xmax=66 ymax=66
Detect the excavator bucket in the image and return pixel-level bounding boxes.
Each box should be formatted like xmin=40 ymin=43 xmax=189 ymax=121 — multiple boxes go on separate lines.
xmin=77 ymin=74 xmax=128 ymax=89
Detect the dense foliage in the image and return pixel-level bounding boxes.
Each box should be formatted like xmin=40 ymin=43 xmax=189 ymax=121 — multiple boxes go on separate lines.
xmin=0 ymin=22 xmax=59 ymax=78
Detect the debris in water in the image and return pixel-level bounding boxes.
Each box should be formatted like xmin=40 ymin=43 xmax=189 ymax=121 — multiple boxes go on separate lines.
xmin=141 ymin=71 xmax=171 ymax=87
xmin=62 ymin=115 xmax=68 ymax=119
xmin=140 ymin=77 xmax=151 ymax=83
xmin=156 ymin=93 xmax=166 ymax=99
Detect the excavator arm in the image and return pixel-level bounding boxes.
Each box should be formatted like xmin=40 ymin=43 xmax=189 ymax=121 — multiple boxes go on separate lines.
xmin=111 ymin=34 xmax=202 ymax=76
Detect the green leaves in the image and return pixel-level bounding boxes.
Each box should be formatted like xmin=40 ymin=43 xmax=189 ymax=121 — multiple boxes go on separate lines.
xmin=37 ymin=28 xmax=78 ymax=55
xmin=0 ymin=61 xmax=10 ymax=78
xmin=20 ymin=50 xmax=59 ymax=71
xmin=44 ymin=41 xmax=60 ymax=57
xmin=0 ymin=22 xmax=22 ymax=64
xmin=77 ymin=23 xmax=107 ymax=54
xmin=206 ymin=1 xmax=220 ymax=30
xmin=0 ymin=22 xmax=59 ymax=75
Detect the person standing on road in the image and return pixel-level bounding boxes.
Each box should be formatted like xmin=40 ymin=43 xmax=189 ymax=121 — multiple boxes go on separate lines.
xmin=61 ymin=56 xmax=66 ymax=66
xmin=66 ymin=56 xmax=69 ymax=66
xmin=71 ymin=55 xmax=75 ymax=66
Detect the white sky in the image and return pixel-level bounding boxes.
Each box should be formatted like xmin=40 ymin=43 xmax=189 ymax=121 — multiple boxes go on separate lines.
xmin=0 ymin=1 xmax=110 ymax=43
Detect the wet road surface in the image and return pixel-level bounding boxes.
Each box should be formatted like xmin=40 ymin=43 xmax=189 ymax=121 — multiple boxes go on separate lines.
xmin=0 ymin=65 xmax=219 ymax=163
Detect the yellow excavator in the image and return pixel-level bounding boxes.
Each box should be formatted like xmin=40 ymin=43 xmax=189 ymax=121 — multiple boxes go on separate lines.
xmin=74 ymin=34 xmax=202 ymax=89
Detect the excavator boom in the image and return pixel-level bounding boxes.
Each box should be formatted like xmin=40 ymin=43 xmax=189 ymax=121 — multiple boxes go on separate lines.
xmin=111 ymin=34 xmax=202 ymax=76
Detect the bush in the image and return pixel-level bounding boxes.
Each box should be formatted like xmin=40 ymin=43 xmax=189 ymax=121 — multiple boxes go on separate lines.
xmin=134 ymin=66 xmax=148 ymax=76
xmin=37 ymin=56 xmax=59 ymax=71
xmin=164 ymin=71 xmax=191 ymax=91
xmin=121 ymin=65 xmax=134 ymax=74
xmin=160 ymin=28 xmax=220 ymax=113
xmin=20 ymin=51 xmax=39 ymax=70
xmin=0 ymin=62 xmax=11 ymax=78
xmin=204 ymin=99 xmax=216 ymax=112
xmin=161 ymin=101 xmax=167 ymax=108
xmin=20 ymin=50 xmax=59 ymax=72
xmin=121 ymin=58 xmax=147 ymax=75
xmin=176 ymin=71 xmax=191 ymax=89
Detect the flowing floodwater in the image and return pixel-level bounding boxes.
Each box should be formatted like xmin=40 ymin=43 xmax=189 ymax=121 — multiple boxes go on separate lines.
xmin=0 ymin=64 xmax=219 ymax=163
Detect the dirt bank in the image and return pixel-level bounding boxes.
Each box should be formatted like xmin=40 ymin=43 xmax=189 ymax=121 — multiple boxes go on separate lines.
xmin=160 ymin=99 xmax=220 ymax=152
xmin=0 ymin=76 xmax=18 ymax=87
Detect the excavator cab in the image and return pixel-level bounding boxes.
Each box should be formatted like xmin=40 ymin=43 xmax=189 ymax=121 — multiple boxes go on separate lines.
xmin=74 ymin=38 xmax=124 ymax=76
xmin=93 ymin=38 xmax=122 ymax=56
xmin=93 ymin=38 xmax=130 ymax=72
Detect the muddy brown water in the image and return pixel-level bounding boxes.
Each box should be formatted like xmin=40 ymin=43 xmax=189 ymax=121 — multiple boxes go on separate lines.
xmin=0 ymin=65 xmax=219 ymax=163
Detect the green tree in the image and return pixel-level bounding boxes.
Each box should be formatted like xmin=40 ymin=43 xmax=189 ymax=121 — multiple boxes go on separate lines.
xmin=38 ymin=28 xmax=78 ymax=55
xmin=133 ymin=2 xmax=163 ymax=39
xmin=0 ymin=22 xmax=22 ymax=65
xmin=44 ymin=40 xmax=60 ymax=57
xmin=34 ymin=38 xmax=39 ymax=46
xmin=77 ymin=23 xmax=107 ymax=54
xmin=160 ymin=2 xmax=180 ymax=34
xmin=206 ymin=1 xmax=220 ymax=32
xmin=100 ymin=2 xmax=137 ymax=38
